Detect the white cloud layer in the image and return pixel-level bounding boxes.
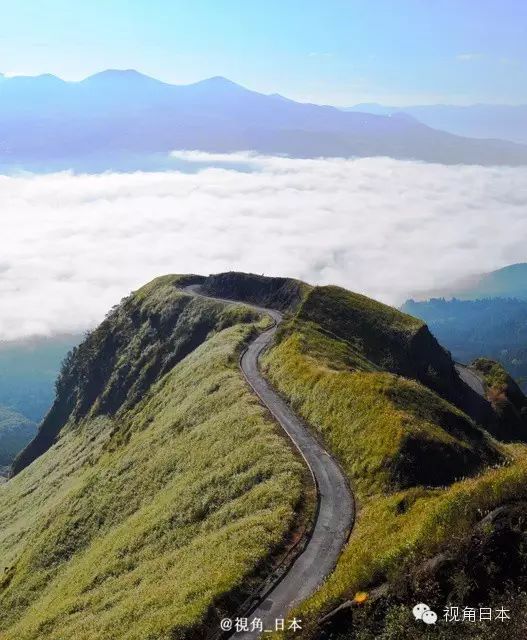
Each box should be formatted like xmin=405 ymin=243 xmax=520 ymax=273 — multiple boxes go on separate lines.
xmin=0 ymin=153 xmax=526 ymax=340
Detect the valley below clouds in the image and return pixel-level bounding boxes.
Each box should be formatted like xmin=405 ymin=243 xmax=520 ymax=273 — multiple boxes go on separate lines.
xmin=0 ymin=152 xmax=526 ymax=340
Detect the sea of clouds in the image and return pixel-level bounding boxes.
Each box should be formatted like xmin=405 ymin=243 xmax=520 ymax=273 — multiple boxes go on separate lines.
xmin=0 ymin=152 xmax=526 ymax=340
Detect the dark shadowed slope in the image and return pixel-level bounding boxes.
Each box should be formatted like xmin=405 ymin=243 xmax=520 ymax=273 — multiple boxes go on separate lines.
xmin=403 ymin=296 xmax=527 ymax=393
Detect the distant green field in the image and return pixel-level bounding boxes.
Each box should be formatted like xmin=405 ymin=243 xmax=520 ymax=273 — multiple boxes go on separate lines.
xmin=0 ymin=282 xmax=304 ymax=640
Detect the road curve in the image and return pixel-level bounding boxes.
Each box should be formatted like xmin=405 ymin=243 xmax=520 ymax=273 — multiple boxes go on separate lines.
xmin=185 ymin=286 xmax=354 ymax=636
xmin=455 ymin=363 xmax=486 ymax=398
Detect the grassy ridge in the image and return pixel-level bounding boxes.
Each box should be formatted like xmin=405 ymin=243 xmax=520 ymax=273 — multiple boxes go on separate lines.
xmin=0 ymin=284 xmax=304 ymax=640
xmin=266 ymin=287 xmax=501 ymax=495
xmin=261 ymin=285 xmax=527 ymax=637
xmin=3 ymin=272 xmax=524 ymax=639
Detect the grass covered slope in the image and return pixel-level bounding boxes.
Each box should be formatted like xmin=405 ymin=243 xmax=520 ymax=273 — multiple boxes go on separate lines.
xmin=264 ymin=285 xmax=502 ymax=496
xmin=257 ymin=283 xmax=527 ymax=638
xmin=0 ymin=277 xmax=304 ymax=640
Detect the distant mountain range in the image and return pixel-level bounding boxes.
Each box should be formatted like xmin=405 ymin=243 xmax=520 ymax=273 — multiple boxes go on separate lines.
xmin=0 ymin=405 xmax=36 ymax=474
xmin=412 ymin=263 xmax=527 ymax=301
xmin=1 ymin=70 xmax=527 ymax=170
xmin=0 ymin=334 xmax=80 ymax=470
xmin=345 ymin=103 xmax=527 ymax=145
xmin=402 ymin=297 xmax=527 ymax=391
xmin=403 ymin=263 xmax=527 ymax=391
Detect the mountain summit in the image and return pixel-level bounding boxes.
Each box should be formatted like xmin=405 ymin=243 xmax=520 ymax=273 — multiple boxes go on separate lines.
xmin=80 ymin=69 xmax=168 ymax=86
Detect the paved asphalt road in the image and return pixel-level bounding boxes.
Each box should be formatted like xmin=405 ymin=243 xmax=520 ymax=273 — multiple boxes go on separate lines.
xmin=455 ymin=363 xmax=486 ymax=398
xmin=185 ymin=286 xmax=354 ymax=637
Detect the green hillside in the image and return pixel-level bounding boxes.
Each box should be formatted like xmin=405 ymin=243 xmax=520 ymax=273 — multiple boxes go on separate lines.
xmin=0 ymin=276 xmax=306 ymax=640
xmin=262 ymin=286 xmax=503 ymax=494
xmin=2 ymin=272 xmax=527 ymax=640
xmin=256 ymin=283 xmax=527 ymax=639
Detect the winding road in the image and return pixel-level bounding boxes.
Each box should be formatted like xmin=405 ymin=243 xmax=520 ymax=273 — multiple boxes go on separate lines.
xmin=185 ymin=286 xmax=354 ymax=637
xmin=455 ymin=363 xmax=486 ymax=398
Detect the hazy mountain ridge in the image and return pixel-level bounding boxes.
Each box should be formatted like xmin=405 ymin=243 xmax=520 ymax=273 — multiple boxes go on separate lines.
xmin=450 ymin=263 xmax=527 ymax=300
xmin=1 ymin=70 xmax=527 ymax=169
xmin=0 ymin=406 xmax=36 ymax=473
xmin=402 ymin=298 xmax=527 ymax=399
xmin=403 ymin=264 xmax=527 ymax=393
xmin=0 ymin=334 xmax=80 ymax=470
xmin=410 ymin=263 xmax=527 ymax=302
xmin=345 ymin=102 xmax=527 ymax=145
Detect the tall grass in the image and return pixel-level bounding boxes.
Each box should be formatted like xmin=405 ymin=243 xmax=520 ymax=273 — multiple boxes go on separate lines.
xmin=262 ymin=298 xmax=527 ymax=634
xmin=0 ymin=290 xmax=303 ymax=640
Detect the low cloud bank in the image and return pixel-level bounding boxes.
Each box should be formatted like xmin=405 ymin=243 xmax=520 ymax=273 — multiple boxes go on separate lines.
xmin=0 ymin=153 xmax=526 ymax=339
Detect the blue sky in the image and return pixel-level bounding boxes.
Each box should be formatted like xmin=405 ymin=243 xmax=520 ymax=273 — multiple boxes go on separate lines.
xmin=0 ymin=0 xmax=525 ymax=105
